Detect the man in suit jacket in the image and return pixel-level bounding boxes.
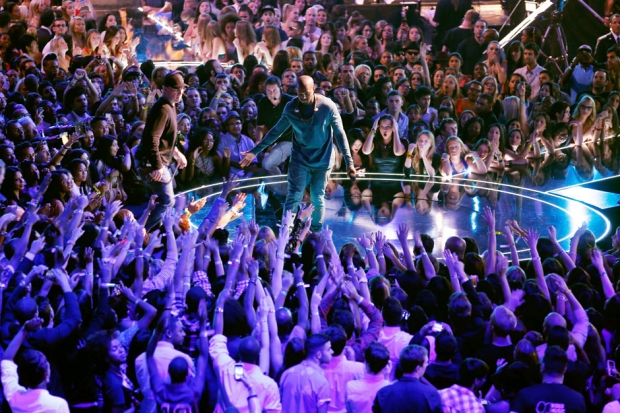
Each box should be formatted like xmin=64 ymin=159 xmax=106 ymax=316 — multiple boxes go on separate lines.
xmin=595 ymin=14 xmax=620 ymax=63
xmin=36 ymin=8 xmax=55 ymax=53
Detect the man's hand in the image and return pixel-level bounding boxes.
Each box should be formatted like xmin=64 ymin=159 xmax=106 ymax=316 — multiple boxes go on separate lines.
xmin=175 ymin=149 xmax=187 ymax=169
xmin=150 ymin=167 xmax=166 ymax=182
xmin=347 ymin=165 xmax=356 ymax=181
xmin=239 ymin=151 xmax=256 ymax=168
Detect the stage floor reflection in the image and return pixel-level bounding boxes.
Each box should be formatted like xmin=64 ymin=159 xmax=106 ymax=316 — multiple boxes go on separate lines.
xmin=181 ymin=164 xmax=612 ymax=260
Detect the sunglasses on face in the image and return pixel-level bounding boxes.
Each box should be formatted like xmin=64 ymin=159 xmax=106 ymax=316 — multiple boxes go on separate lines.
xmin=406 ymin=51 xmax=419 ymax=55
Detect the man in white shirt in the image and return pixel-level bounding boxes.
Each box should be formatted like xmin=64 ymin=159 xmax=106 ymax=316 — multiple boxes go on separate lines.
xmin=513 ymin=42 xmax=545 ymax=99
xmin=1 ymin=319 xmax=70 ymax=413
xmin=135 ymin=314 xmax=195 ymax=413
xmin=377 ymin=297 xmax=413 ymax=380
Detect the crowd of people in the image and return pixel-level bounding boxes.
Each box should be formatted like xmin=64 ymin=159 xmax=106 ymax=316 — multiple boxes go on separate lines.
xmin=0 ymin=0 xmax=619 ymax=412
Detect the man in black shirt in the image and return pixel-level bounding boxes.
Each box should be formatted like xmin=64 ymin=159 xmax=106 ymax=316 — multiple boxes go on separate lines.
xmin=456 ymin=19 xmax=488 ymax=75
xmin=442 ymin=9 xmax=479 ymax=53
xmin=512 ymin=346 xmax=586 ymax=413
xmin=136 ymin=71 xmax=188 ymax=230
xmin=299 ymin=51 xmax=327 ymax=84
xmin=475 ymin=93 xmax=498 ymax=133
xmin=257 ymin=76 xmax=293 ymax=185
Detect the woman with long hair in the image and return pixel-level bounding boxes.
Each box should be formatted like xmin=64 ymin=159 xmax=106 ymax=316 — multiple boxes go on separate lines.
xmin=255 ymin=25 xmax=282 ymax=69
xmin=432 ymin=68 xmax=445 ymax=92
xmin=98 ymin=13 xmax=117 ymax=34
xmin=101 ymin=25 xmax=122 ymax=60
xmin=70 ymin=16 xmax=87 ymax=51
xmin=440 ymin=136 xmax=487 ymax=176
xmin=219 ymin=13 xmax=240 ymax=63
xmin=436 ymin=74 xmax=462 ymax=102
xmin=92 ymin=136 xmax=130 ymax=203
xmin=82 ymin=29 xmax=102 ymax=56
xmin=504 ymin=127 xmax=538 ymax=164
xmin=182 ymin=127 xmax=228 ymax=185
xmin=462 ymin=116 xmax=485 ymax=148
xmin=232 ymin=20 xmax=257 ymax=63
xmin=41 ymin=169 xmax=74 ymax=217
xmin=200 ymin=19 xmax=226 ymax=61
xmin=571 ymin=95 xmax=598 ymax=143
xmin=362 ymin=114 xmax=406 ymax=164
xmin=501 ymin=73 xmax=526 ymax=99
xmin=312 ymin=31 xmax=341 ymax=63
xmin=282 ymin=4 xmax=300 ymax=27
xmin=271 ymin=50 xmax=290 ymax=78
xmin=506 ymin=40 xmax=525 ymax=76
xmin=47 ymin=38 xmax=70 ymax=72
xmin=482 ymin=75 xmax=502 ymax=116
xmin=404 ymin=130 xmax=440 ymax=178
xmin=0 ymin=166 xmax=28 ymax=207
xmin=358 ymin=20 xmax=380 ymax=59
xmin=62 ymin=1 xmax=76 ymax=23
xmin=371 ymin=77 xmax=392 ymax=109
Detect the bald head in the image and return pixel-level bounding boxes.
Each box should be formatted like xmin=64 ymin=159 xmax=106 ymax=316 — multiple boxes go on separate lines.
xmin=239 ymin=336 xmax=260 ymax=365
xmin=544 ymin=312 xmax=567 ymax=332
xmin=297 ymin=75 xmax=315 ymax=104
xmin=445 ymin=236 xmax=467 ymax=260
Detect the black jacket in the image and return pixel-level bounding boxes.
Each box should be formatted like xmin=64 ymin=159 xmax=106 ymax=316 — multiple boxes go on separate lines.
xmin=594 ymin=32 xmax=619 ymax=64
xmin=138 ymin=97 xmax=178 ymax=170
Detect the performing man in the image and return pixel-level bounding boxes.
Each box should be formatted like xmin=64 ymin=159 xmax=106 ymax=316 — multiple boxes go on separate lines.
xmin=239 ymin=75 xmax=356 ymax=231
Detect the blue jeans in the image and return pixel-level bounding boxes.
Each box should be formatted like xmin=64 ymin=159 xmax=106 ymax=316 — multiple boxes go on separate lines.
xmin=284 ymin=162 xmax=331 ymax=232
xmin=144 ymin=166 xmax=175 ymax=231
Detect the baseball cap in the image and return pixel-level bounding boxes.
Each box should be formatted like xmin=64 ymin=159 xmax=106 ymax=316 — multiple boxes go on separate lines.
xmin=578 ymin=44 xmax=592 ymax=54
xmin=162 ymin=71 xmax=187 ymax=89
xmin=260 ymin=5 xmax=275 ymax=16
xmin=225 ymin=111 xmax=243 ymax=125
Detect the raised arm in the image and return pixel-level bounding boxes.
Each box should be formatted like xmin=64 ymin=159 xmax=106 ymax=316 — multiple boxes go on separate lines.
xmin=526 ymin=228 xmax=551 ymax=303
xmin=482 ymin=207 xmax=497 ymax=276
xmin=503 ymin=224 xmax=520 ymax=267
xmin=414 ymin=230 xmax=435 ymax=280
xmin=362 ymin=118 xmax=378 ymax=155
xmin=293 ymin=263 xmax=309 ymax=331
xmin=547 ymin=225 xmax=576 ymax=271
xmin=592 ymin=249 xmax=615 ymax=300
xmin=396 ymin=223 xmax=415 ymax=271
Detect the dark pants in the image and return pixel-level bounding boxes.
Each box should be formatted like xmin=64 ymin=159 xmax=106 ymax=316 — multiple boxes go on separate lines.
xmin=141 ymin=165 xmax=175 ymax=231
xmin=284 ymin=162 xmax=331 ymax=232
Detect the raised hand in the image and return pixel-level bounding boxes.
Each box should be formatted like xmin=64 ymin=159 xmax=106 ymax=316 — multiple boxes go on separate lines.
xmin=298 ymin=203 xmax=314 ymax=221
xmin=547 ymin=225 xmax=557 ymax=242
xmin=374 ymin=231 xmax=386 ymax=253
xmin=482 ymin=206 xmax=495 ymax=230
xmin=526 ymin=228 xmax=540 ymax=249
xmin=292 ymin=263 xmax=304 ymax=284
xmin=356 ymin=233 xmax=372 ymax=251
xmin=282 ymin=271 xmax=294 ymax=292
xmin=281 ymin=209 xmax=294 ymax=228
xmin=396 ymin=223 xmax=409 ymax=244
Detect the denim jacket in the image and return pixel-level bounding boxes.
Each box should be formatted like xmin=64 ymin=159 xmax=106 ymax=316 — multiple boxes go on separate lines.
xmin=250 ymin=95 xmax=354 ymax=170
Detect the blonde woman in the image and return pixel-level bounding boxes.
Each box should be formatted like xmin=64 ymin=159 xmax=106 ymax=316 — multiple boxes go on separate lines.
xmin=200 ymin=20 xmax=226 ymax=61
xmin=286 ymin=46 xmax=302 ymax=61
xmin=48 ymin=38 xmax=70 ymax=71
xmin=282 ymin=4 xmax=300 ymax=26
xmin=255 ymin=25 xmax=282 ymax=68
xmin=28 ymin=0 xmax=46 ymax=29
xmin=232 ymin=20 xmax=257 ymax=63
xmin=437 ymin=75 xmax=462 ymax=101
xmin=194 ymin=14 xmax=211 ymax=57
xmin=70 ymin=16 xmax=87 ymax=51
xmin=62 ymin=1 xmax=75 ymax=22
xmin=440 ymin=136 xmax=487 ymax=176
xmin=82 ymin=29 xmax=102 ymax=56
xmin=404 ymin=130 xmax=440 ymax=178
xmin=571 ymin=95 xmax=598 ymax=143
